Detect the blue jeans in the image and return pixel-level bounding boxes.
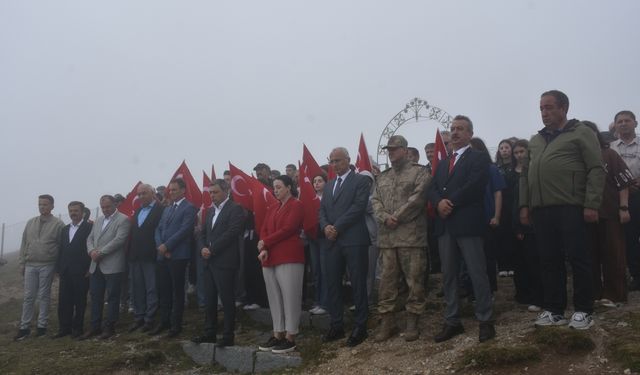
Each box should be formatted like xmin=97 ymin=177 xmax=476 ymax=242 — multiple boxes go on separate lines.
xmin=90 ymin=268 xmax=123 ymax=329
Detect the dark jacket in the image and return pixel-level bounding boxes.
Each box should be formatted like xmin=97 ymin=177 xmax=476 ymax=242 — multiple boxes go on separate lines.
xmin=198 ymin=200 xmax=246 ymax=269
xmin=155 ymin=199 xmax=198 ymax=261
xmin=319 ymin=171 xmax=371 ymax=247
xmin=129 ymin=203 xmax=164 ymax=262
xmin=57 ymin=220 xmax=93 ymax=275
xmin=427 ymin=147 xmax=490 ymax=238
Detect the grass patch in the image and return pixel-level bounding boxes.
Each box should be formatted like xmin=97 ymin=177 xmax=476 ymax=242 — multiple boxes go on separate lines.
xmin=531 ymin=327 xmax=595 ymax=354
xmin=460 ymin=343 xmax=541 ymax=368
xmin=607 ymin=312 xmax=640 ymax=372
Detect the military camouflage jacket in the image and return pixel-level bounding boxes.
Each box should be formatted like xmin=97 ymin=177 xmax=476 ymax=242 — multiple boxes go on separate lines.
xmin=371 ymin=160 xmax=431 ymax=248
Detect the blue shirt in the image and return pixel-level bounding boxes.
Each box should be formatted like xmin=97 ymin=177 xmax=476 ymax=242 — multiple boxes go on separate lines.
xmin=137 ymin=202 xmax=156 ymax=227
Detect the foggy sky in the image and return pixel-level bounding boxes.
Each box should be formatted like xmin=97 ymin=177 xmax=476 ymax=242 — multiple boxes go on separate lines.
xmin=1 ymin=0 xmax=639 ymax=250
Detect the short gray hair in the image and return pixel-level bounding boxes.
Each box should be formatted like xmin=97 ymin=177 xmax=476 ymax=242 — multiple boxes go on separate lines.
xmin=331 ymin=147 xmax=350 ymax=159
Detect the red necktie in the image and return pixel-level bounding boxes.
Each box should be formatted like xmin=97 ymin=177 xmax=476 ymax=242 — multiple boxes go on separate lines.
xmin=448 ymin=152 xmax=458 ymax=173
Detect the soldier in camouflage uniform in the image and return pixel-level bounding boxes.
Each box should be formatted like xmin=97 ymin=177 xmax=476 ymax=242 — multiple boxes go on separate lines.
xmin=371 ymin=135 xmax=431 ymax=342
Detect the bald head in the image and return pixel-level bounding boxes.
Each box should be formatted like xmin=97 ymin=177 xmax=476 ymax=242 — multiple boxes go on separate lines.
xmin=329 ymin=147 xmax=351 ymax=176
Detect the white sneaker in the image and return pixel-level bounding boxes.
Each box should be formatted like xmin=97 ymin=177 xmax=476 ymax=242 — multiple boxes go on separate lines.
xmin=508 ymin=270 xmax=515 ymax=277
xmin=528 ymin=305 xmax=542 ymax=312
xmin=243 ymin=303 xmax=260 ymax=311
xmin=235 ymin=301 xmax=244 ymax=308
xmin=568 ymin=311 xmax=594 ymax=330
xmin=498 ymin=271 xmax=508 ymax=278
xmin=534 ymin=310 xmax=568 ymax=327
xmin=599 ymin=299 xmax=617 ymax=308
xmin=311 ymin=307 xmax=327 ymax=315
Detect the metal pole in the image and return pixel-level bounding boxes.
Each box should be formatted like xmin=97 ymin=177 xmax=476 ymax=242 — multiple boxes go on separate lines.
xmin=1 ymin=222 xmax=4 ymax=258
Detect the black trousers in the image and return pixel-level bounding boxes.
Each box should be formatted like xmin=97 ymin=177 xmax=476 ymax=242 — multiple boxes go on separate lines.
xmin=532 ymin=205 xmax=593 ymax=315
xmin=203 ymin=265 xmax=236 ymax=340
xmin=512 ymin=232 xmax=543 ymax=306
xmin=624 ymin=191 xmax=640 ymax=280
xmin=244 ymin=236 xmax=268 ymax=307
xmin=156 ymin=258 xmax=188 ymax=330
xmin=58 ymin=271 xmax=89 ymax=334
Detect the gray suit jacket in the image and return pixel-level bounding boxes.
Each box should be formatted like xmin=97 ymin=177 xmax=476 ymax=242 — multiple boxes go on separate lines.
xmin=87 ymin=211 xmax=131 ymax=274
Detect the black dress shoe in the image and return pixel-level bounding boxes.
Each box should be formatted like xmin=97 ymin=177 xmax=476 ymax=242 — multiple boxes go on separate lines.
xmin=346 ymin=327 xmax=368 ymax=347
xmin=140 ymin=323 xmax=154 ymax=333
xmin=52 ymin=331 xmax=71 ymax=339
xmin=216 ymin=338 xmax=234 ymax=348
xmin=434 ymin=324 xmax=465 ymax=343
xmin=191 ymin=335 xmax=217 ymax=344
xmin=149 ymin=323 xmax=169 ymax=336
xmin=478 ymin=322 xmax=496 ymax=343
xmin=166 ymin=329 xmax=182 ymax=338
xmin=322 ymin=327 xmax=345 ymax=343
xmin=99 ymin=326 xmax=116 ymax=340
xmin=128 ymin=320 xmax=145 ymax=333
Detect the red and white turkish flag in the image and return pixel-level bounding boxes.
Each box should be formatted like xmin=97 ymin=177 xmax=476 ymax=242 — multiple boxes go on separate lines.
xmin=200 ymin=171 xmax=213 ymax=227
xmin=211 ymin=164 xmax=217 ymax=181
xmin=355 ymin=133 xmax=373 ymax=177
xmin=118 ymin=181 xmax=143 ymax=218
xmin=249 ymin=176 xmax=277 ymax=235
xmin=298 ymin=161 xmax=320 ymax=239
xmin=432 ymin=129 xmax=449 ymax=176
xmin=168 ymin=161 xmax=203 ymax=208
xmin=301 ymin=144 xmax=325 ymax=180
xmin=228 ymin=162 xmax=253 ymax=211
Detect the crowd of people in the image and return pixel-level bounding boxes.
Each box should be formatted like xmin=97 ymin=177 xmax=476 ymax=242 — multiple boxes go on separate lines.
xmin=14 ymin=89 xmax=640 ymax=355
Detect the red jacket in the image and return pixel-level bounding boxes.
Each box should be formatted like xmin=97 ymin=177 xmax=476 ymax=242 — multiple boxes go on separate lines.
xmin=260 ymin=197 xmax=305 ymax=267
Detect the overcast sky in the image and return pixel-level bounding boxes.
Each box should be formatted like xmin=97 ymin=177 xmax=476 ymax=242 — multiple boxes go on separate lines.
xmin=1 ymin=0 xmax=639 ymax=249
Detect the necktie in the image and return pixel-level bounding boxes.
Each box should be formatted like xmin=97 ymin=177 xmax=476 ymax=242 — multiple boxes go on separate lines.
xmin=334 ymin=177 xmax=343 ymax=195
xmin=448 ymin=152 xmax=458 ymax=173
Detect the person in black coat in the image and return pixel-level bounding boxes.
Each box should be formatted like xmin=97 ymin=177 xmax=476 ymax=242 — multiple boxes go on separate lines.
xmin=427 ymin=115 xmax=495 ymax=343
xmin=128 ymin=184 xmax=164 ymax=333
xmin=54 ymin=201 xmax=93 ymax=339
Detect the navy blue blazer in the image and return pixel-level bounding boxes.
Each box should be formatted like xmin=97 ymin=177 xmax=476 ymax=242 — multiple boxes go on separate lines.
xmin=319 ymin=171 xmax=371 ymax=247
xmin=57 ymin=220 xmax=93 ymax=275
xmin=154 ymin=199 xmax=198 ymax=261
xmin=197 ymin=200 xmax=246 ymax=270
xmin=427 ymin=148 xmax=490 ymax=238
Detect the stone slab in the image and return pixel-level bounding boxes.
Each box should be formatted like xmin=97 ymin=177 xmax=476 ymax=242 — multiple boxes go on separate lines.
xmin=182 ymin=341 xmax=215 ymax=365
xmin=254 ymin=351 xmax=303 ymax=373
xmin=214 ymin=344 xmax=255 ymax=373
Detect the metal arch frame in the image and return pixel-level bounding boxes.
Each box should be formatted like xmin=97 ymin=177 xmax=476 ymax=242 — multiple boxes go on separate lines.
xmin=376 ymin=97 xmax=453 ymax=168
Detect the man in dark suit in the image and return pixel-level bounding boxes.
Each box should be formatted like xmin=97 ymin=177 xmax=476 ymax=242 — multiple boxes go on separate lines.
xmin=319 ymin=147 xmax=371 ymax=347
xmin=128 ymin=183 xmax=164 ymax=333
xmin=192 ymin=179 xmax=245 ymax=346
xmin=54 ymin=201 xmax=92 ymax=339
xmin=427 ymin=115 xmax=495 ymax=343
xmin=152 ymin=178 xmax=198 ymax=338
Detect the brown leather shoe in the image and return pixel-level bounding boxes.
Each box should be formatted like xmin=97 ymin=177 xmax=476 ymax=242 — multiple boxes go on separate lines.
xmin=79 ymin=328 xmax=102 ymax=341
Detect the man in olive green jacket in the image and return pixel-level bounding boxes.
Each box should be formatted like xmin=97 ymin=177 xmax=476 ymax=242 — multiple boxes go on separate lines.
xmin=371 ymin=135 xmax=431 ymax=342
xmin=520 ymin=90 xmax=604 ymax=330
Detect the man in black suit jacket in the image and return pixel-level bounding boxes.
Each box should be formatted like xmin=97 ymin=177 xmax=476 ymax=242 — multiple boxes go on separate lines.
xmin=128 ymin=184 xmax=164 ymax=333
xmin=427 ymin=115 xmax=495 ymax=343
xmin=192 ymin=179 xmax=245 ymax=347
xmin=319 ymin=147 xmax=371 ymax=347
xmin=54 ymin=201 xmax=93 ymax=339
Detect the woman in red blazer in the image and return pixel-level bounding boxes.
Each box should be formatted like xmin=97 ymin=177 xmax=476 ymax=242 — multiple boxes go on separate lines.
xmin=257 ymin=175 xmax=305 ymax=354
